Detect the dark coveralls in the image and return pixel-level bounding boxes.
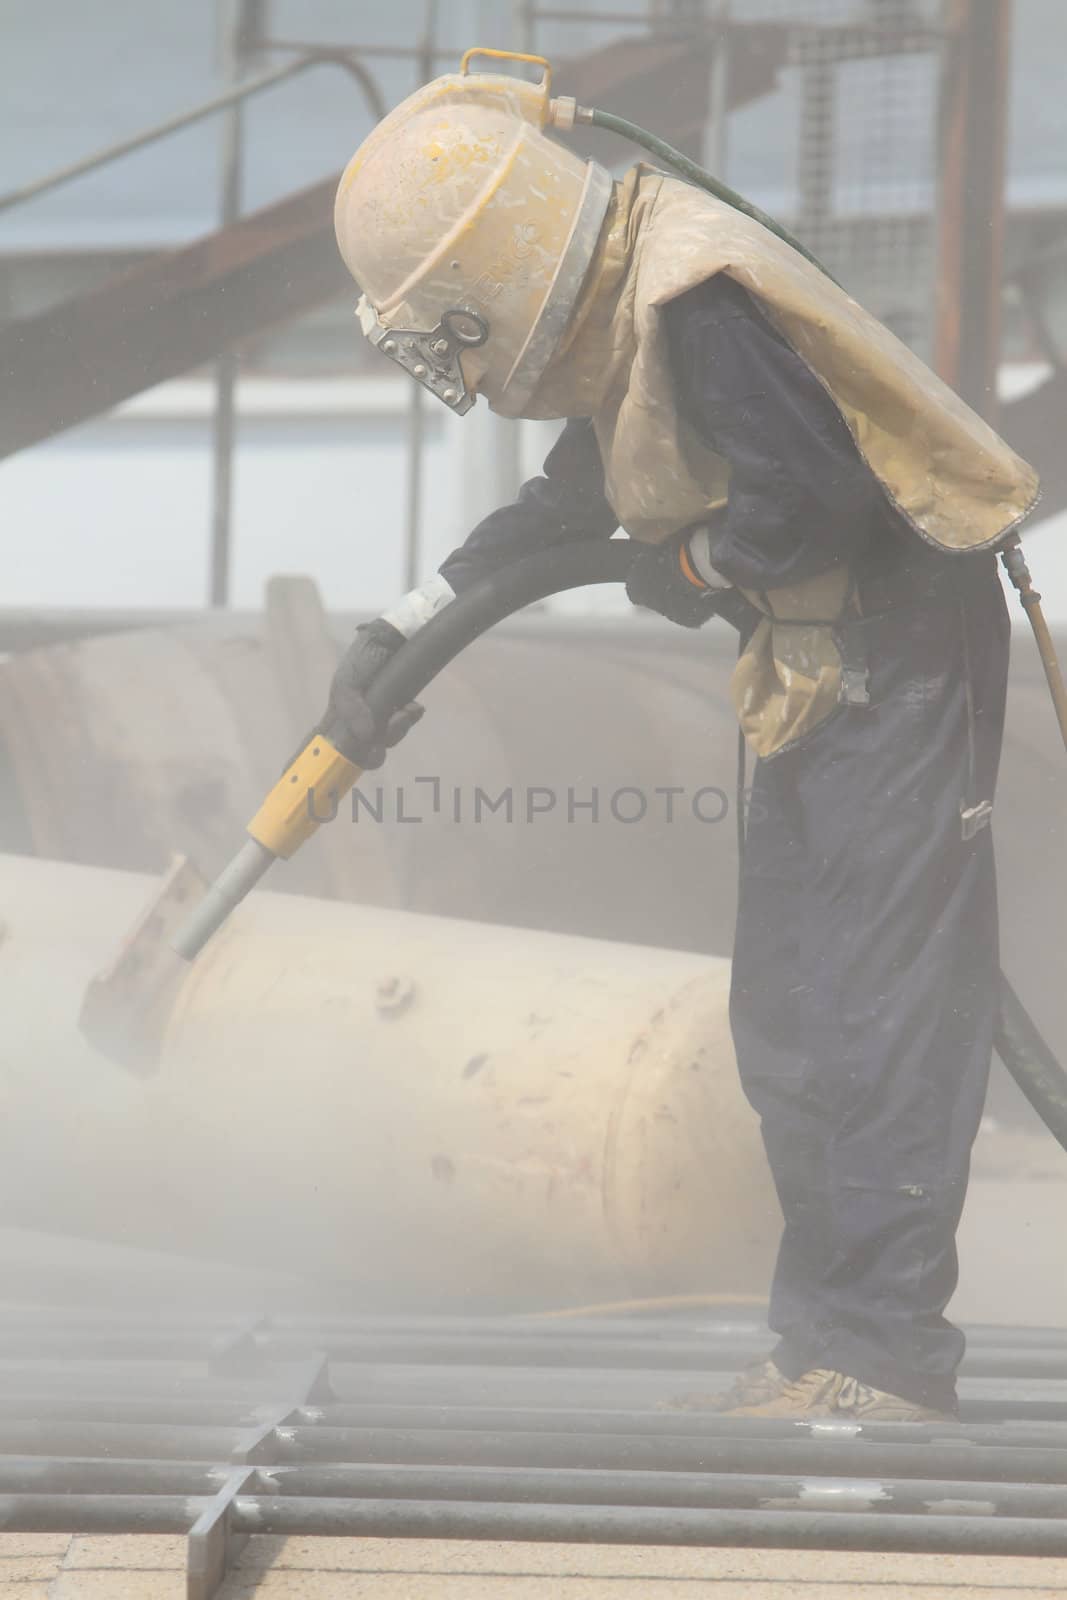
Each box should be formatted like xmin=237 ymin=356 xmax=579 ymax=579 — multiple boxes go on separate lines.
xmin=439 ymin=276 xmax=1009 ymax=1413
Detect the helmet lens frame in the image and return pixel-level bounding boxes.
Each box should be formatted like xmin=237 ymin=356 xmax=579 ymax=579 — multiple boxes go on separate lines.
xmin=359 ymin=300 xmax=489 ymax=414
xmin=439 ymin=308 xmax=489 ymax=349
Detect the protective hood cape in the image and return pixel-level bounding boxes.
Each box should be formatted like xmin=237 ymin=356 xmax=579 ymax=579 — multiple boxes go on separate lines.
xmin=523 ymin=168 xmax=1040 ymax=757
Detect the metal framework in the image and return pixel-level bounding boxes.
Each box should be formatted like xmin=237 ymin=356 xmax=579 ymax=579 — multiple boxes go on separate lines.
xmin=2 ymin=1306 xmax=1067 ymax=1597
xmin=0 ymin=1 xmax=1012 ymax=597
xmin=934 ymin=0 xmax=1013 ymax=421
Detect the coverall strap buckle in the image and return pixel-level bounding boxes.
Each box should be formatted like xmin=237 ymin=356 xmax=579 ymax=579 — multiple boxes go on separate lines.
xmin=832 ymin=621 xmax=871 ymax=707
xmin=960 ymin=800 xmax=994 ymax=840
xmin=839 ymin=666 xmax=871 ymax=707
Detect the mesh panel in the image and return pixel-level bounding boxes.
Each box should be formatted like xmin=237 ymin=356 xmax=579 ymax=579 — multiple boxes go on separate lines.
xmin=545 ymin=1 xmax=948 ymax=360
xmin=728 ymin=1 xmax=945 ymax=356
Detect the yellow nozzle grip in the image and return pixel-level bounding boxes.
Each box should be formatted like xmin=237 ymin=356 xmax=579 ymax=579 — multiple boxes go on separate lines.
xmin=246 ymin=734 xmax=361 ymax=859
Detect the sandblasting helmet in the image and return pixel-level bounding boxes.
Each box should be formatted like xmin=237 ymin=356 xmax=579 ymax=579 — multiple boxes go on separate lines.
xmin=333 ymin=49 xmax=612 ymax=418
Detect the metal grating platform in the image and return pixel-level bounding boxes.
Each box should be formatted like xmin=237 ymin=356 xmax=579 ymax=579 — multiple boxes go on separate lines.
xmin=2 ymin=1307 xmax=1067 ymax=1596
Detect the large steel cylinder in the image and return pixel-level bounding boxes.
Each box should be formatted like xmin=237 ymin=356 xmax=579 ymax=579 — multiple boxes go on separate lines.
xmin=0 ymin=853 xmax=778 ymax=1310
xmin=4 ymin=604 xmax=1065 ymax=1142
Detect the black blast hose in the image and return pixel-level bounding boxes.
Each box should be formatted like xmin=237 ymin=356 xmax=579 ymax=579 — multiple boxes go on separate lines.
xmin=996 ymin=978 xmax=1067 ymax=1152
xmin=362 ymin=542 xmax=638 ymax=716
xmin=172 ymin=539 xmax=1067 ymax=1159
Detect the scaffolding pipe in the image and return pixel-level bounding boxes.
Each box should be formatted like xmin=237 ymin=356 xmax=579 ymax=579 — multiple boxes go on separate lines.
xmin=703 ymin=0 xmax=732 ymax=178
xmin=209 ymin=0 xmax=249 ymax=608
xmin=400 ymin=1 xmax=440 ymax=591
xmin=0 ymin=55 xmax=385 ymax=216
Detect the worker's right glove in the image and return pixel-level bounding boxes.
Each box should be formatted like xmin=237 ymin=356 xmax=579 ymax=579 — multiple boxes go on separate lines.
xmin=625 ymin=523 xmax=734 ymax=628
xmin=319 ymin=618 xmax=424 ymax=768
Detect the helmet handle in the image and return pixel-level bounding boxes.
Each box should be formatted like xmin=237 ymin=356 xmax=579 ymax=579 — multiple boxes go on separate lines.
xmin=459 ymin=48 xmax=553 ymax=124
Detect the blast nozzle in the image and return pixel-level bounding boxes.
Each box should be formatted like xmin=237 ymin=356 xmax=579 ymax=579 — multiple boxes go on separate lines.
xmin=171 ymin=838 xmax=275 ymax=961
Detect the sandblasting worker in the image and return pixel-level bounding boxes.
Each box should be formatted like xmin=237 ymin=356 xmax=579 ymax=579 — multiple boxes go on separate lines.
xmin=321 ymin=55 xmax=1039 ymax=1422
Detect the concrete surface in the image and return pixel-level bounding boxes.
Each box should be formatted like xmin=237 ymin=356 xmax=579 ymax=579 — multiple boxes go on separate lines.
xmin=953 ymin=1140 xmax=1067 ymax=1325
xmin=10 ymin=1533 xmax=1067 ymax=1597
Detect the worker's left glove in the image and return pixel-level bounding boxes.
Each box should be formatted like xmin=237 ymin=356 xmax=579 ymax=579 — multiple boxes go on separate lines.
xmin=320 ymin=619 xmax=424 ymax=769
xmin=625 ymin=524 xmax=733 ymax=628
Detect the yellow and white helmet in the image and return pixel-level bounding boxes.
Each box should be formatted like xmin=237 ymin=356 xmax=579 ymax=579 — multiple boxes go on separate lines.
xmin=333 ymin=49 xmax=612 ymax=418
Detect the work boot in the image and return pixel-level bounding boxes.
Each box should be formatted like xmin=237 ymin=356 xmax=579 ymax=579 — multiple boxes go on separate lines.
xmin=724 ymin=1367 xmax=956 ymax=1422
xmin=665 ymin=1357 xmax=789 ymax=1413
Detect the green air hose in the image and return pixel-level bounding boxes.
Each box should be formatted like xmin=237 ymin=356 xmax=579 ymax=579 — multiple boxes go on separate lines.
xmin=582 ymin=107 xmax=841 ymax=286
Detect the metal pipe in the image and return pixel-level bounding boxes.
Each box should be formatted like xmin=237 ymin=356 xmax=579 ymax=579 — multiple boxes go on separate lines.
xmin=0 ymin=1332 xmax=269 ymax=1359
xmin=515 ymin=0 xmax=536 ymax=54
xmin=6 ymin=1488 xmax=1067 ymax=1554
xmin=401 ymin=0 xmax=439 ymax=593
xmin=209 ymin=0 xmax=247 ymax=608
xmin=272 ymin=1423 xmax=1067 ymax=1483
xmin=4 ymin=1369 xmax=1052 ymax=1434
xmin=0 ymin=54 xmax=385 ymax=215
xmin=3 ymin=1488 xmax=1067 ymax=1554
xmin=0 ymin=1392 xmax=1065 ymax=1447
xmin=295 ymin=1403 xmax=1067 ymax=1449
xmin=525 ymin=7 xmax=658 ymax=21
xmin=273 ymin=1312 xmax=771 ymax=1340
xmin=314 ymin=1375 xmax=1067 ymax=1427
xmin=403 ymin=386 xmax=425 ymax=592
xmin=702 ymin=0 xmax=731 ymax=178
xmin=263 ymin=38 xmax=460 ymax=61
xmin=263 ymin=1333 xmax=770 ymax=1368
xmin=0 ymin=1494 xmax=197 ymax=1534
xmin=0 ymin=1324 xmax=1064 ymax=1379
xmin=171 ymin=839 xmax=273 ymax=961
xmin=0 ymin=1460 xmax=230 ymax=1496
xmin=0 ymin=1399 xmax=269 ymax=1430
xmin=934 ymin=0 xmax=1013 ymax=418
xmin=0 ymin=1423 xmax=248 ymax=1462
xmin=249 ymin=1330 xmax=1067 ymax=1379
xmin=267 ymin=1312 xmax=1067 ymax=1350
xmin=3 ymin=1451 xmax=1067 ymax=1520
xmin=232 ymin=1495 xmax=1067 ymax=1555
xmin=254 ymin=1460 xmax=1067 ymax=1519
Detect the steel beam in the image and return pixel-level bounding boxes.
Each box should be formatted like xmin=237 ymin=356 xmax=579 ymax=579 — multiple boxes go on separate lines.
xmin=0 ymin=176 xmax=349 ymax=459
xmin=934 ymin=0 xmax=1013 ymax=418
xmin=188 ymin=1469 xmax=257 ymax=1600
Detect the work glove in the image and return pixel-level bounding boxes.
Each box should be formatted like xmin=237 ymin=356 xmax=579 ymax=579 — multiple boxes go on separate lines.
xmin=625 ymin=523 xmax=734 ymax=629
xmin=318 ymin=618 xmax=424 ymax=768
